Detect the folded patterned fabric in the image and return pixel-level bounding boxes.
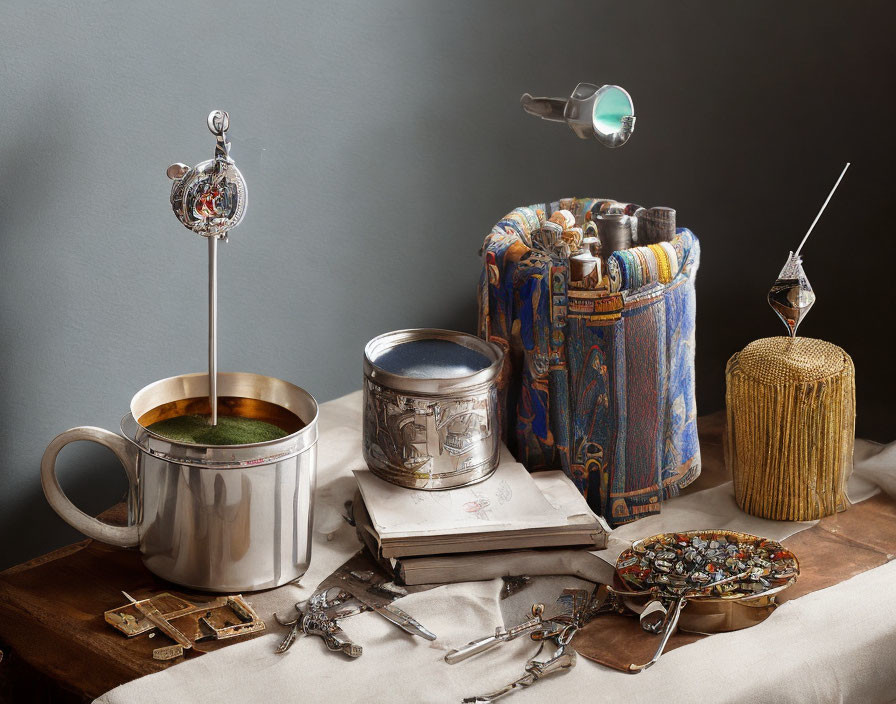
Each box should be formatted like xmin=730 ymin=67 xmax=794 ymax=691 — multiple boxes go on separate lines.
xmin=478 ymin=197 xmax=701 ymax=527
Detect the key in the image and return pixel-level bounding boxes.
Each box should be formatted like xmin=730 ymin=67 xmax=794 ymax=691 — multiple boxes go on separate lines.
xmin=462 ymin=645 xmax=577 ymax=703
xmin=276 ymin=588 xmax=363 ymax=657
xmin=445 ymin=604 xmax=546 ymax=664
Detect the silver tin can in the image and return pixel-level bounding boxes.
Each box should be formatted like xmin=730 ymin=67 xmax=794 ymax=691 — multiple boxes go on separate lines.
xmin=363 ymin=329 xmax=504 ymax=490
xmin=595 ymin=212 xmax=634 ymax=255
xmin=41 ymin=372 xmax=318 ymax=592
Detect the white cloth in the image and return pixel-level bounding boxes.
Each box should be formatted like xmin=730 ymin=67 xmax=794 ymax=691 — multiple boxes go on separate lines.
xmin=851 ymin=438 xmax=896 ymax=500
xmin=95 ymin=391 xmax=896 ymax=704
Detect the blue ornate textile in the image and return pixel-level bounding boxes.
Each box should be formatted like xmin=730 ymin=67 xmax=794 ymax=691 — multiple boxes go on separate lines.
xmin=478 ymin=198 xmax=701 ymax=527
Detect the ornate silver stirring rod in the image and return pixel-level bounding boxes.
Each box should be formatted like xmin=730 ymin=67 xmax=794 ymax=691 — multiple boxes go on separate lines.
xmin=208 ymin=219 xmax=218 ymax=425
xmin=167 ymin=111 xmax=248 ymax=425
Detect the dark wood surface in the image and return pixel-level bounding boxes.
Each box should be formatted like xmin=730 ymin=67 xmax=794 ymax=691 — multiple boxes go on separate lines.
xmin=0 ymin=505 xmax=268 ymax=702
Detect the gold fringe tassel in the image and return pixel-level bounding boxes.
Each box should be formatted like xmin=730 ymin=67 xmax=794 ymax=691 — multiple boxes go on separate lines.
xmin=725 ymin=337 xmax=855 ymax=521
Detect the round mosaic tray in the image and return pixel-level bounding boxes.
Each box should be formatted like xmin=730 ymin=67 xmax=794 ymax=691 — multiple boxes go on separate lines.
xmin=615 ymin=529 xmax=799 ymax=603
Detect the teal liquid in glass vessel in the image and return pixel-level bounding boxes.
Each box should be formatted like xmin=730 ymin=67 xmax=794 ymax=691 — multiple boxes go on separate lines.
xmin=593 ymin=86 xmax=634 ymax=136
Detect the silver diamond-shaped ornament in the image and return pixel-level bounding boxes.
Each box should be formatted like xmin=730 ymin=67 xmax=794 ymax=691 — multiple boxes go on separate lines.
xmin=767 ymin=251 xmax=816 ymax=337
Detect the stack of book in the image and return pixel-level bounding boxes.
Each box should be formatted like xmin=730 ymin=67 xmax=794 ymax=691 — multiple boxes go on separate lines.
xmin=353 ymin=448 xmax=610 ymax=585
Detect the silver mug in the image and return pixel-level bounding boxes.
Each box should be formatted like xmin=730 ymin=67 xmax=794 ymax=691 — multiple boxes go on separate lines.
xmin=41 ymin=372 xmax=318 ymax=592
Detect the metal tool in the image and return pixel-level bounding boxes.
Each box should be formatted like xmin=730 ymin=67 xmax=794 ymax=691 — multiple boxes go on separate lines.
xmin=167 ymin=110 xmax=248 ymax=425
xmin=303 ymin=612 xmax=363 ymax=658
xmin=456 ymin=591 xmax=594 ymax=702
xmin=276 ymin=588 xmax=362 ymax=658
xmin=121 ymin=591 xmax=193 ymax=660
xmin=337 ymin=568 xmax=437 ymax=640
xmin=274 ymin=611 xmax=303 ymax=654
xmin=364 ymin=600 xmax=436 ymax=641
xmin=627 ymin=597 xmax=687 ymax=673
xmin=445 ymin=604 xmax=547 ymax=664
xmin=462 ymin=646 xmax=576 ymax=703
xmin=521 ymin=82 xmax=635 ymax=147
xmin=452 ymin=582 xmax=642 ymax=699
xmin=106 ymin=591 xmax=264 ymax=661
xmin=312 ymin=588 xmax=363 ymax=656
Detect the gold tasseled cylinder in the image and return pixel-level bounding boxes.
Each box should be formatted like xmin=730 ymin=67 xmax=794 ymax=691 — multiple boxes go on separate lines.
xmin=725 ymin=337 xmax=855 ymax=521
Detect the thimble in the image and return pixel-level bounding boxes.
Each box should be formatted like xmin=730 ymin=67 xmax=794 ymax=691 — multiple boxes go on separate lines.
xmin=569 ymin=250 xmax=601 ymax=282
xmin=595 ymin=213 xmax=633 ymax=255
xmin=638 ymin=207 xmax=676 ymax=244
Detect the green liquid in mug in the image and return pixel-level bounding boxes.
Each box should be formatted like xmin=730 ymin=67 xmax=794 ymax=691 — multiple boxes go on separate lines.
xmin=148 ymin=414 xmax=288 ymax=445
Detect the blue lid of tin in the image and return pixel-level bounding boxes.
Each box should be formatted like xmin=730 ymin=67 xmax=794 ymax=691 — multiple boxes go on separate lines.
xmin=363 ymin=329 xmax=503 ymax=394
xmin=373 ymin=338 xmax=491 ymax=379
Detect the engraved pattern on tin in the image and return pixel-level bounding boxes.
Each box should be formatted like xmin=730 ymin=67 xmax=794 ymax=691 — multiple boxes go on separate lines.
xmin=363 ymin=379 xmax=499 ymax=489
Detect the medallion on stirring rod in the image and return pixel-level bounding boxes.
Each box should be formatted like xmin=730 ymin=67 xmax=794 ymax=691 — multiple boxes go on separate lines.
xmin=167 ymin=111 xmax=248 ymax=425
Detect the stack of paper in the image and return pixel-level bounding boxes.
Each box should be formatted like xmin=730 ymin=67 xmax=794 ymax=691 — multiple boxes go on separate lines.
xmin=353 ymin=448 xmax=609 ymax=583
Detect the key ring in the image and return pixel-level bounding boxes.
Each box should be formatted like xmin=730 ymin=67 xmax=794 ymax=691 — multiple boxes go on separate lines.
xmin=556 ymin=624 xmax=578 ymax=647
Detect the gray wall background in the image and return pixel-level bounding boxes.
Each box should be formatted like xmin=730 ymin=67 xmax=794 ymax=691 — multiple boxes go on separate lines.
xmin=2 ymin=1 xmax=894 ymax=569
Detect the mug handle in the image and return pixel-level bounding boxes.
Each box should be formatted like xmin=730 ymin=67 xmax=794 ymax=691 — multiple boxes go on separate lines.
xmin=41 ymin=426 xmax=140 ymax=548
